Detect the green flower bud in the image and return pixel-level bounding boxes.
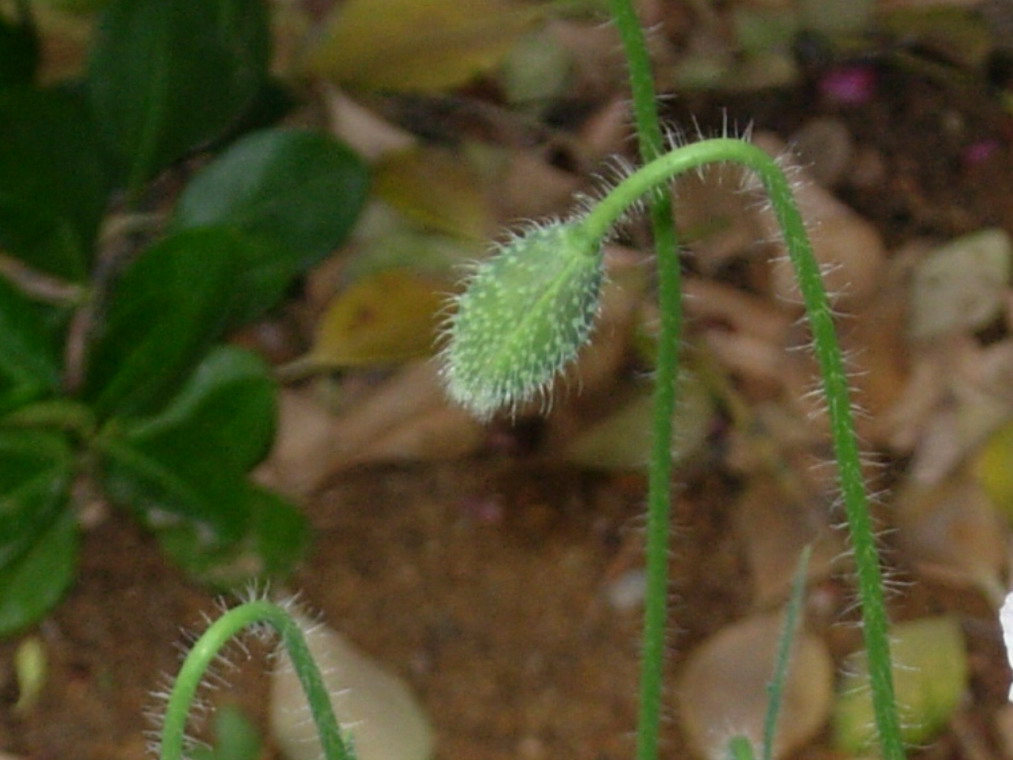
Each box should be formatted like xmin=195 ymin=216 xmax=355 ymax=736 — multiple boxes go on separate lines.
xmin=441 ymin=220 xmax=604 ymax=420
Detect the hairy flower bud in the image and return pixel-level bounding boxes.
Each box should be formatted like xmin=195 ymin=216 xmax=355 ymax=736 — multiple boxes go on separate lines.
xmin=441 ymin=220 xmax=604 ymax=420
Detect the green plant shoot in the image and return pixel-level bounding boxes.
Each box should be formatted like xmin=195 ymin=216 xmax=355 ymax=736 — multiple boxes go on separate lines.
xmin=158 ymin=600 xmax=356 ymax=760
xmin=442 ymin=138 xmax=903 ymax=759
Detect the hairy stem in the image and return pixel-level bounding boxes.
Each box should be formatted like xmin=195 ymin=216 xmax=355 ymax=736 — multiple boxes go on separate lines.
xmin=606 ymin=4 xmax=683 ymax=760
xmin=583 ymin=137 xmax=904 ymax=760
xmin=159 ymin=600 xmax=355 ymax=760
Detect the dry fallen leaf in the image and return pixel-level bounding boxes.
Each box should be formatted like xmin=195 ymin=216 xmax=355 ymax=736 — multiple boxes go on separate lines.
xmin=909 ymin=228 xmax=1012 ymax=340
xmin=324 ymin=360 xmax=484 ymax=474
xmin=305 ymin=269 xmax=446 ymax=369
xmin=304 ymin=0 xmax=540 ymax=92
xmin=895 ymin=476 xmax=1007 ymax=602
xmin=734 ymin=476 xmax=841 ymax=606
xmin=562 ymin=372 xmax=711 ymax=470
xmin=271 ymin=611 xmax=433 ymax=760
xmin=374 ymin=147 xmax=494 ymax=240
xmin=677 ymin=611 xmax=833 ymax=760
xmin=833 ymin=616 xmax=968 ymax=753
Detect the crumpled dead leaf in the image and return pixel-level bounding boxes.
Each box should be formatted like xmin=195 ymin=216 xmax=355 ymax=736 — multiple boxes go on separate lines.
xmin=677 ymin=611 xmax=833 ymax=760
xmin=258 ymin=361 xmax=485 ymax=497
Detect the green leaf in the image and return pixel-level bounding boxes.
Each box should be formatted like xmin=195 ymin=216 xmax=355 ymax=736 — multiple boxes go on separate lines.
xmin=155 ymin=483 xmax=307 ymax=587
xmin=0 ymin=429 xmax=76 ymax=636
xmin=190 ymin=705 xmax=263 ymax=760
xmin=171 ymin=128 xmax=369 ymax=324
xmin=0 ymin=87 xmax=109 ymax=279
xmin=0 ymin=429 xmax=74 ymax=571
xmin=0 ymin=10 xmax=39 ymax=86
xmin=0 ymin=276 xmax=63 ymax=414
xmin=0 ymin=508 xmax=77 ymax=636
xmin=119 ymin=345 xmax=277 ymax=471
xmin=87 ymin=0 xmax=270 ymax=192
xmin=96 ymin=346 xmax=281 ymax=554
xmin=82 ymin=227 xmax=244 ymax=418
xmin=98 ymin=434 xmax=250 ymax=548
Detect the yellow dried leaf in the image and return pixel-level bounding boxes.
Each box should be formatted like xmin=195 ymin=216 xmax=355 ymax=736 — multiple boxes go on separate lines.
xmin=975 ymin=418 xmax=1013 ymax=523
xmin=304 ymin=0 xmax=540 ymax=92
xmin=834 ymin=616 xmax=967 ymax=753
xmin=309 ymin=270 xmax=446 ymax=368
xmin=374 ymin=147 xmax=493 ymax=240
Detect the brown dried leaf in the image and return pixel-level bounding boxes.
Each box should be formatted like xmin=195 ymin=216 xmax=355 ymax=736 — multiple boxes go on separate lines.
xmin=374 ymin=147 xmax=494 ymax=239
xmin=677 ymin=612 xmax=833 ymax=760
xmin=895 ymin=477 xmax=1007 ymax=601
xmin=735 ymin=477 xmax=842 ymax=606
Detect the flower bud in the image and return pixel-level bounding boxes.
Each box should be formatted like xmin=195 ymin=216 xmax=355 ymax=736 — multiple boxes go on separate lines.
xmin=441 ymin=220 xmax=604 ymax=420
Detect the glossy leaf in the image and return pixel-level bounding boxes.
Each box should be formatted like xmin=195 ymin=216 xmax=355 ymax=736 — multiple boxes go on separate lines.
xmin=304 ymin=0 xmax=538 ymax=92
xmin=0 ymin=87 xmax=109 ymax=279
xmin=0 ymin=276 xmax=63 ymax=415
xmin=171 ymin=129 xmax=369 ymax=323
xmin=834 ymin=616 xmax=968 ymax=753
xmin=118 ymin=345 xmax=277 ymax=472
xmin=82 ymin=228 xmax=244 ymax=418
xmin=0 ymin=429 xmax=75 ymax=636
xmin=98 ymin=433 xmax=250 ymax=547
xmin=156 ymin=483 xmax=307 ymax=587
xmin=0 ymin=10 xmax=39 ymax=86
xmin=0 ymin=508 xmax=77 ymax=636
xmin=96 ymin=346 xmax=285 ymax=562
xmin=307 ymin=269 xmax=444 ymax=368
xmin=87 ymin=0 xmax=270 ymax=191
xmin=0 ymin=429 xmax=74 ymax=572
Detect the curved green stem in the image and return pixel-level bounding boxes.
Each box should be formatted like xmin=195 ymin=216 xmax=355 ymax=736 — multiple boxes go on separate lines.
xmin=581 ymin=137 xmax=904 ymax=760
xmin=606 ymin=5 xmax=683 ymax=760
xmin=160 ymin=600 xmax=354 ymax=760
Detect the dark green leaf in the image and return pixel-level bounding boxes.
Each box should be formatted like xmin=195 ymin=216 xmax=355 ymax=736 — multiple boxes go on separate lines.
xmin=0 ymin=277 xmax=63 ymax=414
xmin=0 ymin=87 xmax=109 ymax=279
xmin=157 ymin=483 xmax=307 ymax=587
xmin=119 ymin=345 xmax=276 ymax=472
xmin=98 ymin=433 xmax=250 ymax=547
xmin=0 ymin=429 xmax=75 ymax=636
xmin=0 ymin=509 xmax=77 ymax=636
xmin=88 ymin=0 xmax=270 ymax=192
xmin=0 ymin=10 xmax=39 ymax=87
xmin=191 ymin=705 xmax=263 ymax=760
xmin=171 ymin=128 xmax=369 ymax=324
xmin=246 ymin=485 xmax=308 ymax=578
xmin=82 ymin=228 xmax=245 ymax=418
xmin=0 ymin=429 xmax=74 ymax=572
